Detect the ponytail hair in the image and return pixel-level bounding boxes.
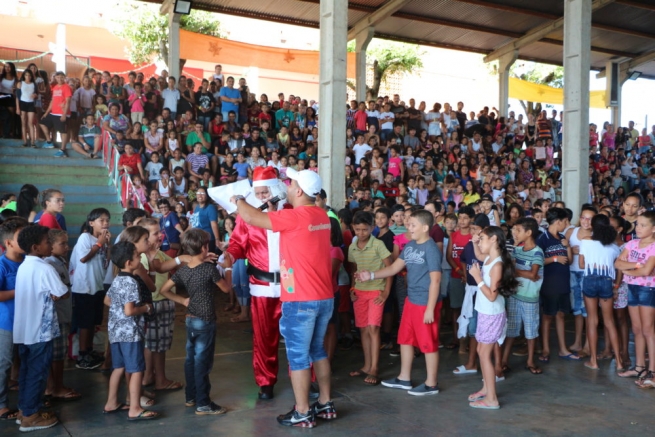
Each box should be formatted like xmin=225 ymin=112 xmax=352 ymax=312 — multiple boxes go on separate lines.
xmin=16 ymin=184 xmax=39 ymax=220
xmin=591 ymin=214 xmax=617 ymax=246
xmin=482 ymin=226 xmax=518 ymax=298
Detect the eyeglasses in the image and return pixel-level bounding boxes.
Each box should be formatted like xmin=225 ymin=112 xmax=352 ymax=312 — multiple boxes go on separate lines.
xmin=52 ymin=198 xmax=65 ymax=203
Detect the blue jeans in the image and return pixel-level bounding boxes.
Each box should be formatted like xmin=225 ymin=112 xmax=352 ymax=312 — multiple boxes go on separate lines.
xmin=570 ymin=271 xmax=587 ymax=316
xmin=197 ymin=113 xmax=212 ymax=132
xmin=582 ymin=270 xmax=614 ymax=300
xmin=0 ymin=330 xmax=12 ymax=410
xmin=380 ymin=129 xmax=392 ymax=143
xmin=184 ymin=318 xmax=216 ymax=407
xmin=18 ymin=341 xmax=53 ymax=417
xmin=232 ymin=259 xmax=250 ymax=307
xmin=628 ymin=284 xmax=655 ymax=308
xmin=280 ymin=299 xmax=333 ymax=371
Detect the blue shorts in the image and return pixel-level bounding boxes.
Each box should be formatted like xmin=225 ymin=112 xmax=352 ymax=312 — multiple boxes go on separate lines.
xmin=582 ymin=273 xmax=614 ymax=300
xmin=329 ymin=293 xmax=340 ymax=325
xmin=280 ymin=299 xmax=333 ymax=371
xmin=570 ymin=271 xmax=587 ymax=316
xmin=111 ymin=341 xmax=145 ymax=373
xmin=541 ymin=293 xmax=571 ymax=317
xmin=467 ymin=309 xmax=478 ymax=337
xmin=628 ymin=284 xmax=655 ymax=308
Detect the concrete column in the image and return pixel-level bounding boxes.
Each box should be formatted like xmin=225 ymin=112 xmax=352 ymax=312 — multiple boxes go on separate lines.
xmin=498 ymin=50 xmax=518 ymax=118
xmin=52 ymin=24 xmax=67 ymax=74
xmin=354 ymin=27 xmax=374 ymax=102
xmin=562 ymin=0 xmax=592 ymax=218
xmin=318 ymin=0 xmax=348 ymax=210
xmin=167 ymin=12 xmax=181 ymax=79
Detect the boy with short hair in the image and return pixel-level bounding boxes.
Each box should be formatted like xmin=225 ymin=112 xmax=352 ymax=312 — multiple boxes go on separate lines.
xmin=0 ymin=217 xmax=28 ymax=422
xmin=159 ymin=229 xmax=233 ymax=415
xmin=502 ymin=217 xmax=544 ymax=374
xmin=103 ymin=241 xmax=159 ymax=420
xmin=14 ymin=225 xmax=68 ymax=431
xmin=389 ymin=204 xmax=407 ymax=235
xmin=348 ymin=211 xmax=392 ymax=386
xmin=358 ymin=210 xmax=443 ymax=395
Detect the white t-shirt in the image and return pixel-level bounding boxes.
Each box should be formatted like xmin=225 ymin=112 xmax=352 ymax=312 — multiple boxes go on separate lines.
xmin=13 ymin=256 xmax=68 ymax=345
xmin=145 ymin=161 xmax=164 ymax=181
xmin=379 ymin=112 xmax=395 ymax=130
xmin=161 ymin=88 xmax=180 ymax=112
xmin=366 ymin=110 xmax=380 ymax=120
xmin=70 ymin=233 xmax=109 ymax=295
xmin=353 ymin=143 xmax=372 ymax=164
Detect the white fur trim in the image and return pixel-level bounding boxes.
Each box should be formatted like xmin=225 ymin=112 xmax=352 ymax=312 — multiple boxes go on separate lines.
xmin=250 ymin=283 xmax=281 ymax=298
xmin=253 ymin=179 xmax=279 ymax=187
xmin=267 ymin=230 xmax=280 ymax=273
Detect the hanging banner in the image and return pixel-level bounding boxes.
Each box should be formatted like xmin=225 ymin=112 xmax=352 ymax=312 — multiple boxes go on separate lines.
xmin=509 ymin=77 xmax=607 ymax=109
xmin=180 ymin=29 xmax=357 ymax=77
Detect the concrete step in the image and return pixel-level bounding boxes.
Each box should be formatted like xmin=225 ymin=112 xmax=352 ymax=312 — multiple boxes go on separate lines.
xmin=0 ymin=163 xmax=108 ymax=177
xmin=0 ymin=183 xmax=117 ymax=195
xmin=0 ymin=154 xmax=106 ymax=168
xmin=0 ymin=172 xmax=110 ymax=186
xmin=60 ymin=202 xmax=124 ymax=215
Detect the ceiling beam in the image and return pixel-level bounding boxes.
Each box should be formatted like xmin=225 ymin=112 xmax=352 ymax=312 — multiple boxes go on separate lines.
xmin=347 ymin=0 xmax=410 ymax=41
xmin=615 ymin=0 xmax=655 ymax=11
xmin=484 ymin=0 xmax=615 ymax=63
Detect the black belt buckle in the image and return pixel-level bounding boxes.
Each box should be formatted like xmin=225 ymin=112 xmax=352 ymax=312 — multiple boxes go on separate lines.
xmin=271 ymin=271 xmax=280 ymax=285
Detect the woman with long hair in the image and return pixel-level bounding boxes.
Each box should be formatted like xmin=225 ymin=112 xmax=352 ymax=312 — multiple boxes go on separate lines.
xmin=0 ymin=62 xmax=18 ymax=138
xmin=17 ymin=69 xmax=38 ymax=147
xmin=16 ymin=183 xmax=39 ymax=222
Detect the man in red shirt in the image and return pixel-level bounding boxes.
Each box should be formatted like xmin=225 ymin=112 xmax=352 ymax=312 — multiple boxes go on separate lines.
xmin=39 ymin=71 xmax=72 ymax=158
xmin=232 ymin=168 xmax=336 ymax=428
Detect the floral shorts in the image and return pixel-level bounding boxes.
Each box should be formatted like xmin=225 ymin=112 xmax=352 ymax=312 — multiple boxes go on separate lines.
xmin=614 ymin=283 xmax=628 ymax=309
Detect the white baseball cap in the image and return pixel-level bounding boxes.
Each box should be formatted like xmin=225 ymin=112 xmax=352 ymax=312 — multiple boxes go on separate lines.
xmin=286 ymin=168 xmax=322 ymax=197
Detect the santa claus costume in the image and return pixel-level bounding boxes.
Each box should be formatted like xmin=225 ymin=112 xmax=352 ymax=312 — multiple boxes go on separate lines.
xmin=211 ymin=167 xmax=284 ymax=399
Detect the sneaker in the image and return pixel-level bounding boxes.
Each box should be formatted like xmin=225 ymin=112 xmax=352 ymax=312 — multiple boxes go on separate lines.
xmin=75 ymin=354 xmax=103 ymax=370
xmin=18 ymin=411 xmax=58 ymax=432
xmin=310 ymin=400 xmax=337 ymax=420
xmin=16 ymin=411 xmax=23 ymax=425
xmin=54 ymin=150 xmax=67 ymax=158
xmin=195 ymin=401 xmax=227 ymax=415
xmin=277 ymin=407 xmax=316 ymax=428
xmin=381 ymin=377 xmax=412 ymax=390
xmin=408 ymin=383 xmax=440 ymax=396
xmin=389 ymin=347 xmax=401 ymax=357
xmin=42 ymin=142 xmax=55 ymax=149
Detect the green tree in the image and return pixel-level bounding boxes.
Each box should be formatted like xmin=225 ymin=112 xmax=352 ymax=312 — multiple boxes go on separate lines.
xmin=110 ymin=0 xmax=223 ymax=71
xmin=347 ymin=39 xmax=424 ymax=100
xmin=509 ymin=62 xmax=563 ymax=116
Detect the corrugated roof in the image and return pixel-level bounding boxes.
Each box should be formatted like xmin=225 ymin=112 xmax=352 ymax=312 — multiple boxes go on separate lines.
xmin=143 ymin=0 xmax=655 ymax=78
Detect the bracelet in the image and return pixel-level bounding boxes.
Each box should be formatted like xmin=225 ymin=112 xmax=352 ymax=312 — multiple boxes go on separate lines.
xmin=224 ymin=267 xmax=232 ymax=271
xmin=175 ymin=256 xmax=181 ymax=265
xmin=636 ymin=262 xmax=643 ymax=269
xmin=96 ymin=242 xmax=103 ymax=248
xmin=477 ymin=281 xmax=485 ymax=289
xmin=370 ymin=271 xmax=375 ymax=281
xmin=553 ymin=256 xmax=557 ymax=264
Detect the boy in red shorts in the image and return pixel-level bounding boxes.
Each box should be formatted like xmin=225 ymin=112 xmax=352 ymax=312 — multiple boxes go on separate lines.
xmin=356 ymin=210 xmax=442 ymax=395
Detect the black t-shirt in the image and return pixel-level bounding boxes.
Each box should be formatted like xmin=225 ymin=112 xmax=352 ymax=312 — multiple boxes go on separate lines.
xmin=246 ymin=136 xmax=266 ymax=153
xmin=460 ymin=241 xmax=483 ymax=286
xmin=145 ymin=91 xmax=157 ymax=114
xmin=220 ymin=162 xmax=236 ymax=177
xmin=195 ymin=91 xmax=215 ymax=111
xmin=171 ymin=263 xmax=223 ymax=321
xmin=537 ymin=231 xmax=570 ymax=295
xmin=377 ymin=230 xmax=395 ymax=253
xmin=407 ymin=107 xmax=421 ymax=132
xmin=177 ymin=89 xmax=194 ymax=114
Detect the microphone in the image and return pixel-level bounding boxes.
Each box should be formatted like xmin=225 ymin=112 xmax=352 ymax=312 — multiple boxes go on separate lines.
xmin=258 ymin=192 xmax=287 ymax=211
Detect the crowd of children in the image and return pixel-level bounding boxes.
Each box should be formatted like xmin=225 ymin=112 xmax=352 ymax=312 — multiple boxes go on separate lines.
xmin=2 ymin=65 xmax=655 ymax=428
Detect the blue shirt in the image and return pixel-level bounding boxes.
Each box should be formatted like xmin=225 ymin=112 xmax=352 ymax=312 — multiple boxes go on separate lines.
xmin=191 ymin=203 xmax=218 ymax=241
xmin=0 ymin=254 xmax=22 ymax=331
xmin=234 ymin=162 xmax=250 ymax=178
xmin=160 ymin=212 xmax=181 ymax=251
xmin=537 ymin=231 xmax=570 ymax=295
xmin=219 ymin=86 xmax=240 ymax=114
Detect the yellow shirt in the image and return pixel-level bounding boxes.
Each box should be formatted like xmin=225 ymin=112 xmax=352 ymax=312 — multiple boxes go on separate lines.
xmin=141 ymin=251 xmax=175 ymax=301
xmin=348 ymin=237 xmax=391 ymax=291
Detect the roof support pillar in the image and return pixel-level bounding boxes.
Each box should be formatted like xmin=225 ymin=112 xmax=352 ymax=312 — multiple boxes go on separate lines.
xmin=498 ymin=50 xmax=518 ymax=118
xmin=355 ymin=26 xmax=374 ymax=102
xmin=319 ymin=0 xmax=348 ymax=210
xmin=606 ymin=61 xmax=630 ymax=127
xmin=562 ymin=0 xmax=592 ymax=218
xmin=161 ymin=0 xmax=181 ymax=79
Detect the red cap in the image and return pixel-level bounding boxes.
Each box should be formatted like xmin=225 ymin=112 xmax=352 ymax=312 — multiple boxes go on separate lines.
xmin=252 ymin=166 xmax=278 ymax=187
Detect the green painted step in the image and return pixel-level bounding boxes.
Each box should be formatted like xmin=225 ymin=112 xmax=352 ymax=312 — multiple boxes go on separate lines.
xmin=0 ymin=172 xmax=110 ymax=186
xmin=62 ymin=203 xmax=124 ymax=215
xmin=0 ymin=164 xmax=108 ymax=177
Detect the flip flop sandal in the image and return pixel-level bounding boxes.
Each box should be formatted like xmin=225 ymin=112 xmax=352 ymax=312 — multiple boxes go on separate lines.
xmin=127 ymin=410 xmax=160 ymax=421
xmin=0 ymin=409 xmax=19 ymax=420
xmin=154 ymin=381 xmax=183 ymax=391
xmin=469 ymin=400 xmax=500 ymax=410
xmin=538 ymin=355 xmax=550 ymax=363
xmin=618 ymin=366 xmax=646 ymax=378
xmin=364 ymin=375 xmax=381 ymax=386
xmin=453 ymin=365 xmax=477 ymax=375
xmin=558 ymin=353 xmax=581 ymax=361
xmin=467 ymin=392 xmax=486 ymax=402
xmin=349 ymin=369 xmax=367 ymax=377
xmin=502 ymin=365 xmax=511 ymax=373
xmin=103 ymin=403 xmax=128 ymax=414
xmin=525 ymin=366 xmax=543 ymax=375
xmin=52 ymin=390 xmax=82 ymax=401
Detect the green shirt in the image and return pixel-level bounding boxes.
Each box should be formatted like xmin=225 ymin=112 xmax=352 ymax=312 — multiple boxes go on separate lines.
xmin=348 ymin=237 xmax=391 ymax=291
xmin=185 ymin=131 xmax=211 ymax=153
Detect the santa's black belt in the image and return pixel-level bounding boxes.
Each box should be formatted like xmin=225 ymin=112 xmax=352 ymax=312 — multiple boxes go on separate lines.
xmin=247 ymin=264 xmax=280 ymax=285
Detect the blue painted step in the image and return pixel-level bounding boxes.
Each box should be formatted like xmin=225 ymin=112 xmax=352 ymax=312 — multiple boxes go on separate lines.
xmin=0 ymin=183 xmax=116 ymax=195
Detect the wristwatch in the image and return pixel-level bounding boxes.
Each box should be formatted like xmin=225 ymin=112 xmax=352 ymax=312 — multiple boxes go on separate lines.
xmin=234 ymin=195 xmax=246 ymax=203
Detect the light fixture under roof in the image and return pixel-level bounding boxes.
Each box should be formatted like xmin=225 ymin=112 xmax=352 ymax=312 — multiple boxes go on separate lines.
xmin=174 ymin=0 xmax=192 ymax=15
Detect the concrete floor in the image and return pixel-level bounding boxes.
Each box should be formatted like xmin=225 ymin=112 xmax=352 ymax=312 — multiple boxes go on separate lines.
xmin=2 ymin=296 xmax=654 ymax=437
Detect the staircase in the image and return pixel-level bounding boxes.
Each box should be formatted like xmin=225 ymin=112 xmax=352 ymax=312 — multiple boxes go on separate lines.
xmin=0 ymin=139 xmax=124 ymax=246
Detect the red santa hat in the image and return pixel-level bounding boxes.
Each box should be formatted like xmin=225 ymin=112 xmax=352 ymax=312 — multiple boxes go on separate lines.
xmin=252 ymin=166 xmax=279 ymax=187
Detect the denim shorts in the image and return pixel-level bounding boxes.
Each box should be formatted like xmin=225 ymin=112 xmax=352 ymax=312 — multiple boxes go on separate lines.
xmin=280 ymin=299 xmax=334 ymax=371
xmin=111 ymin=341 xmax=145 ymax=373
xmin=627 ymin=284 xmax=655 ymax=308
xmin=582 ymin=273 xmax=614 ymax=300
xmin=467 ymin=309 xmax=478 ymax=337
xmin=570 ymin=271 xmax=587 ymax=316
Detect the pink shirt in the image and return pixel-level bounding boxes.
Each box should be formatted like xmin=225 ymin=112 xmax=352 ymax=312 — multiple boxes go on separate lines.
xmin=623 ymin=239 xmax=655 ymax=286
xmin=388 ymin=156 xmax=402 ymax=178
